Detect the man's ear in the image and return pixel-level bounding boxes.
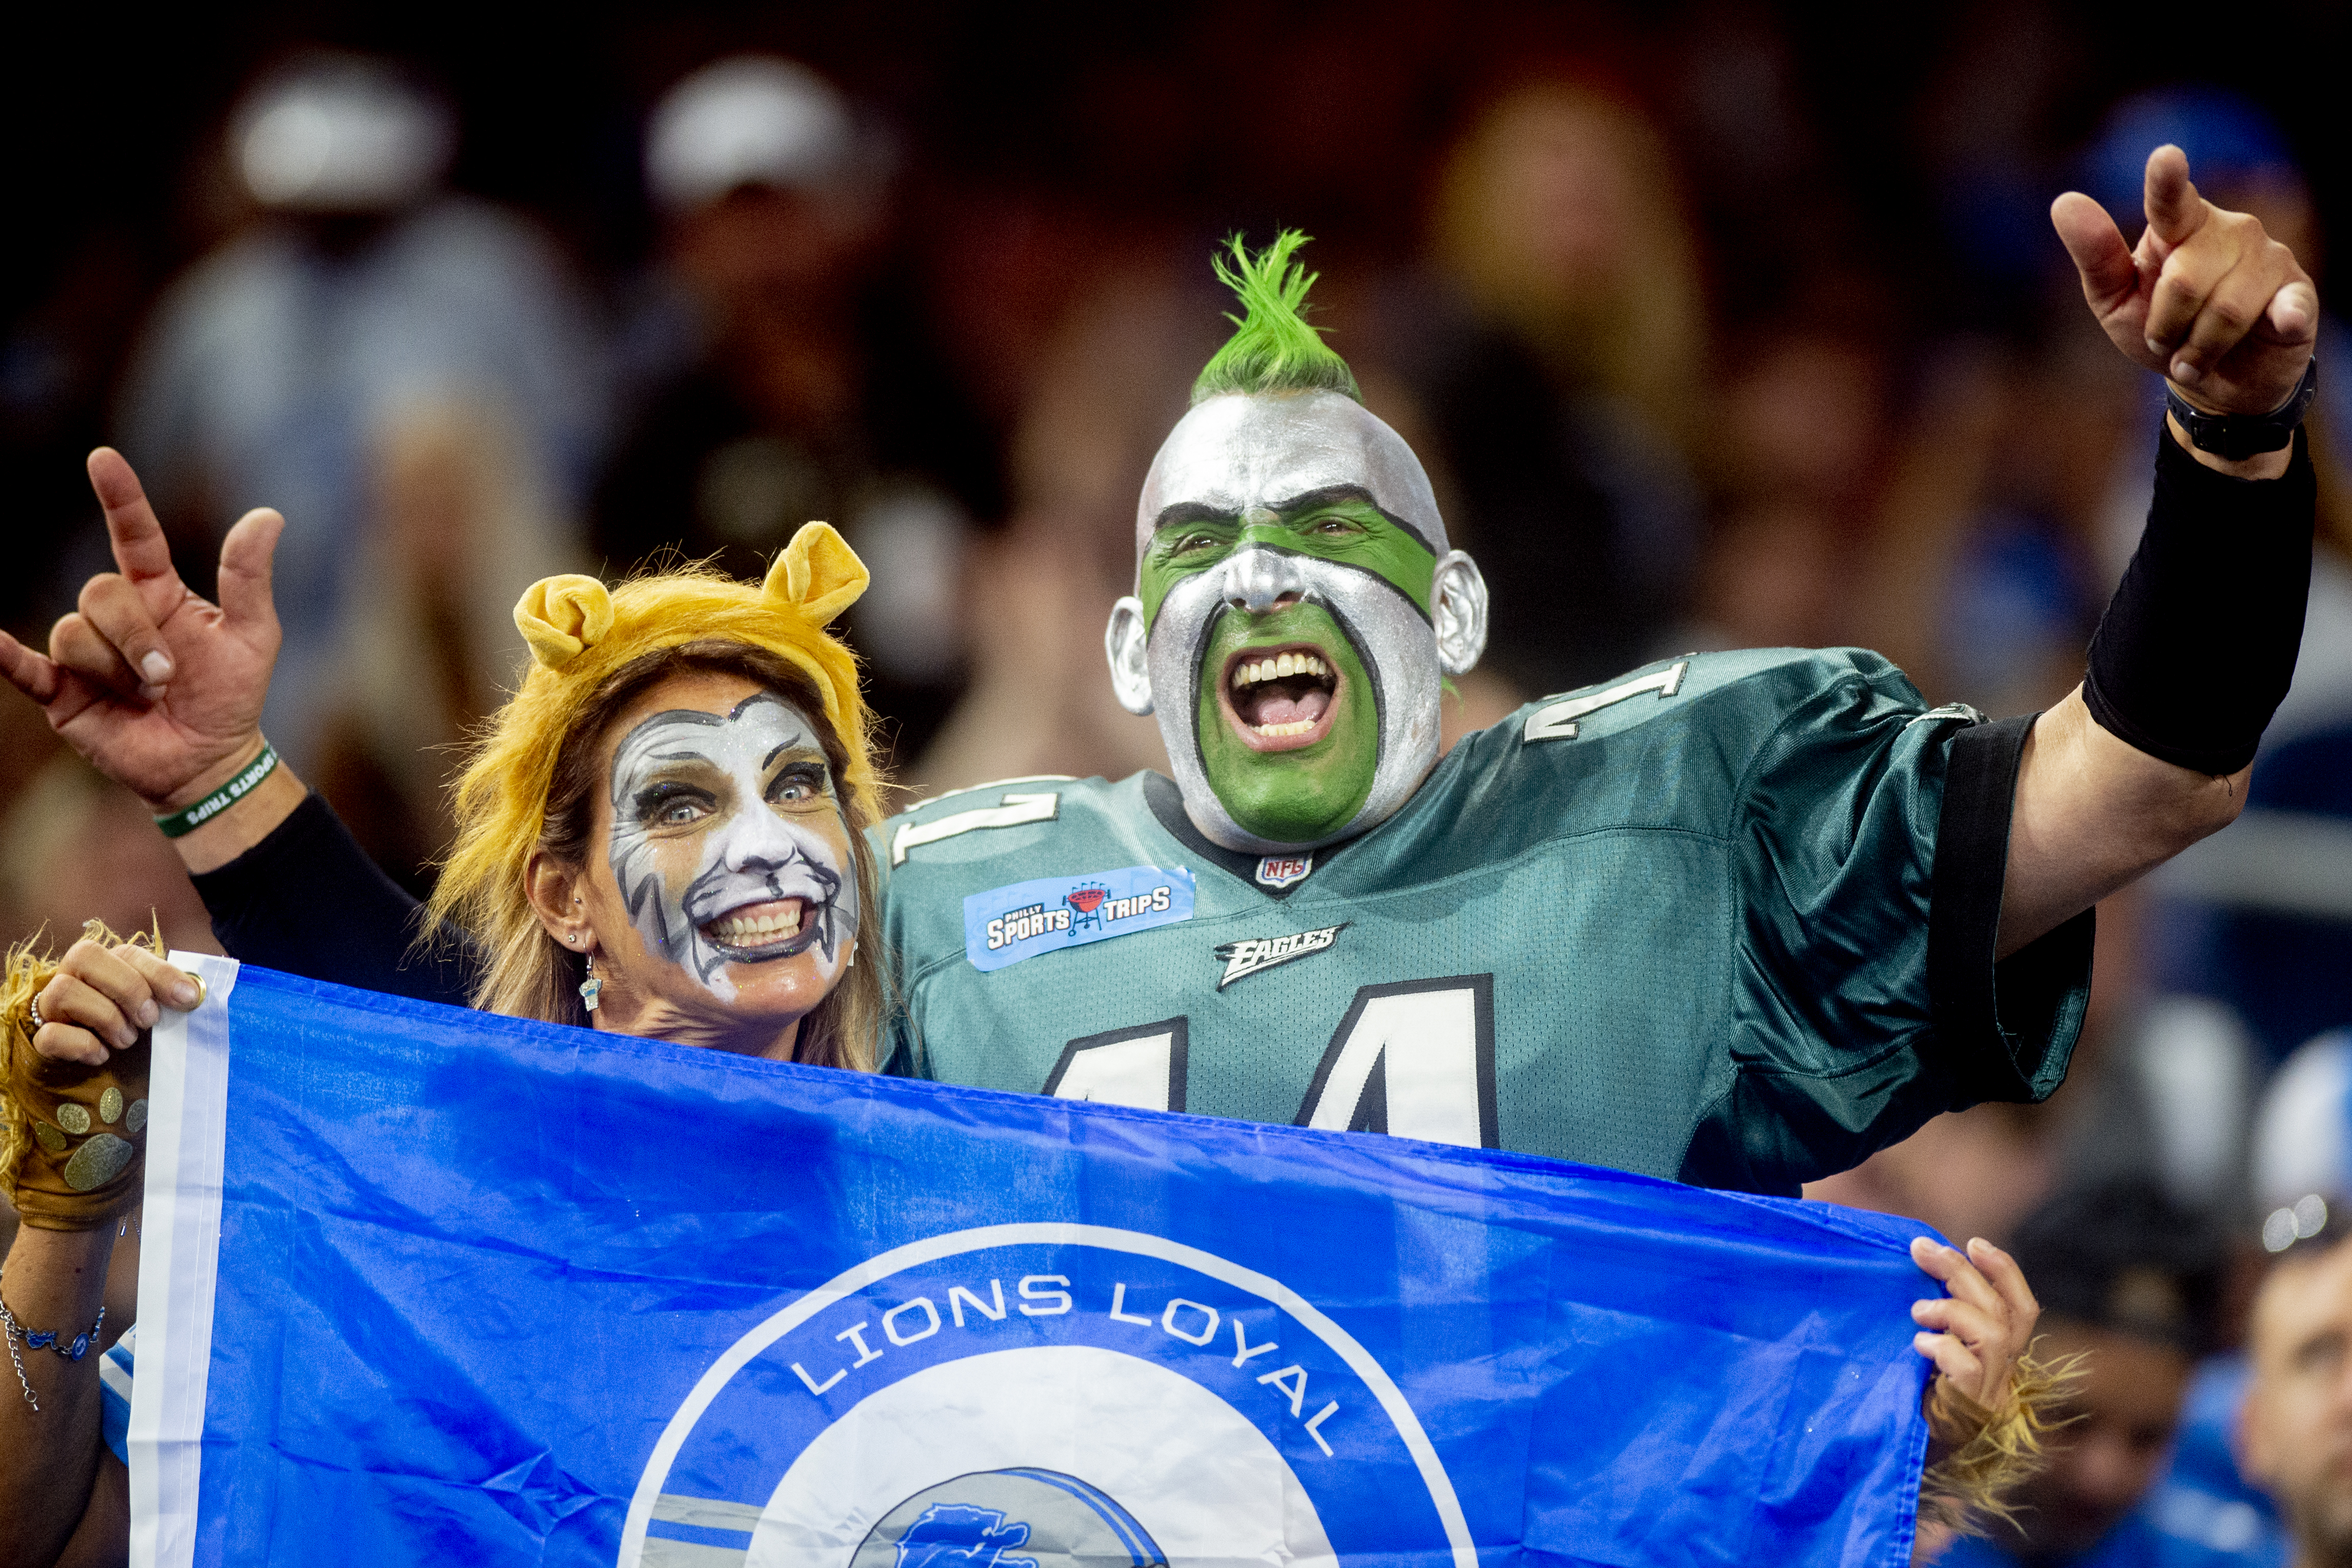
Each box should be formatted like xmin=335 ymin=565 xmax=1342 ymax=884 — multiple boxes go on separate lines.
xmin=1104 ymin=596 xmax=1154 ymax=715
xmin=525 ymin=850 xmax=593 ymax=951
xmin=1432 ymin=550 xmax=1489 ymax=677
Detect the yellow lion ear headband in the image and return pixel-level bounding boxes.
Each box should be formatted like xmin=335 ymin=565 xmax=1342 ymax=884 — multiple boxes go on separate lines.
xmin=512 ymin=522 xmax=870 ymax=672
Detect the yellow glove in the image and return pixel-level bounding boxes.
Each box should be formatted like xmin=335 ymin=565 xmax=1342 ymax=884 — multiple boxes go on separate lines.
xmin=1 ymin=950 xmax=151 ymax=1232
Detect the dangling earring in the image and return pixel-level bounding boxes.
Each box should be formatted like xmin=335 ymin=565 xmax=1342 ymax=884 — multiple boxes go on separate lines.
xmin=579 ymin=954 xmax=602 ymax=1014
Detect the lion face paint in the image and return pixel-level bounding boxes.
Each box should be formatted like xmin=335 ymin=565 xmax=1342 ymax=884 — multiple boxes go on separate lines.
xmin=606 ymin=690 xmax=857 ymax=1004
xmin=1112 ymin=390 xmax=1487 ymax=853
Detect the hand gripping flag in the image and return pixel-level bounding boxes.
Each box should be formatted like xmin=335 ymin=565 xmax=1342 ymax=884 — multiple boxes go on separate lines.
xmin=132 ymin=957 xmax=1937 ymax=1567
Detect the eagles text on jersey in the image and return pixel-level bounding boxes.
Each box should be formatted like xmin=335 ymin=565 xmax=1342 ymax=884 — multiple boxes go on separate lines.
xmin=874 ymin=650 xmax=2092 ymax=1194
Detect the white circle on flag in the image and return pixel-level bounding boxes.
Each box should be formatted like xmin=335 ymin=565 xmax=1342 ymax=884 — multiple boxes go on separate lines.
xmin=619 ymin=1225 xmax=1474 ymax=1568
xmin=743 ymin=1344 xmax=1334 ymax=1566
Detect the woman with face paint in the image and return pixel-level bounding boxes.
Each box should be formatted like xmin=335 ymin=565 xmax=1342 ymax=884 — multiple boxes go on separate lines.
xmin=0 ymin=523 xmax=888 ymax=1564
xmin=439 ymin=530 xmax=885 ymax=1063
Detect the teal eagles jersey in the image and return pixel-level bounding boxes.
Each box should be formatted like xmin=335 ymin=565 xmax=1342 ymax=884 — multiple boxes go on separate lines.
xmin=872 ymin=649 xmax=2093 ymax=1195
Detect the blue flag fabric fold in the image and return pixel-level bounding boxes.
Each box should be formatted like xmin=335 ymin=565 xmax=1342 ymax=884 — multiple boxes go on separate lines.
xmin=132 ymin=958 xmax=1933 ymax=1567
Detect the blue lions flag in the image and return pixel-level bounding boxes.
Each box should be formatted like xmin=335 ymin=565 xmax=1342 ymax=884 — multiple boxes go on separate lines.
xmin=132 ymin=958 xmax=1934 ymax=1567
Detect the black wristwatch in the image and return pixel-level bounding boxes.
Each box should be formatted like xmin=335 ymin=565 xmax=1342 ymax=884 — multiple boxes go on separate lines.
xmin=2167 ymin=356 xmax=2320 ymax=461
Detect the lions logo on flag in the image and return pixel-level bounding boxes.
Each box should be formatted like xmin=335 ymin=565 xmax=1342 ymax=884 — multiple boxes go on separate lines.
xmin=619 ymin=1225 xmax=1472 ymax=1567
xmin=853 ymin=1471 xmax=1164 ymax=1567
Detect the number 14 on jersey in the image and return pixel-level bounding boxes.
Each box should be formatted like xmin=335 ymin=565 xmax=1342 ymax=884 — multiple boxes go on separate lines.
xmin=1042 ymin=976 xmax=1498 ymax=1149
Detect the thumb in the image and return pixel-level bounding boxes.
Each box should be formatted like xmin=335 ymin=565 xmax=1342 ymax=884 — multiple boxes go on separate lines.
xmin=0 ymin=626 xmax=62 ymax=705
xmin=2144 ymin=144 xmax=2206 ymax=247
xmin=217 ymin=508 xmax=284 ymax=644
xmin=2051 ymin=191 xmax=2139 ymax=310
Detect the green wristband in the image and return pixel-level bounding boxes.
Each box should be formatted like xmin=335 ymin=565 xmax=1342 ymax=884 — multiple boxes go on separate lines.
xmin=154 ymin=744 xmax=278 ymax=839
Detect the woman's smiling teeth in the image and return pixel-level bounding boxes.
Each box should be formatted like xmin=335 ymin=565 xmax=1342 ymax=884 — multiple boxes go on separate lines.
xmin=1229 ymin=649 xmax=1336 ymax=737
xmin=703 ymin=900 xmax=804 ymax=947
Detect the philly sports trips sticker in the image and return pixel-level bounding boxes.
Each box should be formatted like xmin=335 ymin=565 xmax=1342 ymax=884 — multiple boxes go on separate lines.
xmin=964 ymin=867 xmax=1196 ymax=973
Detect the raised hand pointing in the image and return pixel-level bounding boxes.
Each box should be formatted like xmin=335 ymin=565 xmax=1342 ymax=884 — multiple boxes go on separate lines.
xmin=0 ymin=449 xmax=286 ymax=812
xmin=2052 ymin=144 xmax=2318 ymax=417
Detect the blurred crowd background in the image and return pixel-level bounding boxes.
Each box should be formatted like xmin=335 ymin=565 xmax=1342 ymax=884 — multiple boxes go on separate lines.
xmin=3 ymin=5 xmax=2348 ymax=1563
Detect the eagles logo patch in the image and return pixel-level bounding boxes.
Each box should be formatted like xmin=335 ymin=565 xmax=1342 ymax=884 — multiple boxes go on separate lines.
xmin=1214 ymin=924 xmax=1347 ymax=990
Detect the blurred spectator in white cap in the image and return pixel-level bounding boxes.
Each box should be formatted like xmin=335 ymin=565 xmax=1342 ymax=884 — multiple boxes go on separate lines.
xmin=597 ymin=53 xmax=999 ymax=769
xmin=111 ymin=50 xmax=606 ymax=794
xmin=644 ymin=57 xmax=860 ymax=211
xmin=233 ymin=56 xmax=457 ymax=213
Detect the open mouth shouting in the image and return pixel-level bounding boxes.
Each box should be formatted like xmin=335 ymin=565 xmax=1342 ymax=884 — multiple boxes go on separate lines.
xmin=695 ymin=896 xmax=826 ymax=962
xmin=1218 ymin=643 xmax=1340 ymax=752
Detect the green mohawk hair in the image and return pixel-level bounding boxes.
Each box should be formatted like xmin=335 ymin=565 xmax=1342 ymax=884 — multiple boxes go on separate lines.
xmin=1189 ymin=230 xmax=1362 ymax=407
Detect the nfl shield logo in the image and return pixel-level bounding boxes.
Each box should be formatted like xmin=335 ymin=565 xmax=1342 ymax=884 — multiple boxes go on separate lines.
xmin=1254 ymin=854 xmax=1313 ymax=890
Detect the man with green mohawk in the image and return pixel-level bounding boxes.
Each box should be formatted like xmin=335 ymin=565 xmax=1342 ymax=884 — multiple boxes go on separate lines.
xmin=1103 ymin=231 xmax=1491 ymax=855
xmin=894 ymin=229 xmax=2017 ymax=1180
xmin=883 ymin=182 xmax=2317 ymax=1202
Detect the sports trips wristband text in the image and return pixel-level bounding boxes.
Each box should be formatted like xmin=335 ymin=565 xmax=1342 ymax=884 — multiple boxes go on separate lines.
xmin=154 ymin=743 xmax=279 ymax=839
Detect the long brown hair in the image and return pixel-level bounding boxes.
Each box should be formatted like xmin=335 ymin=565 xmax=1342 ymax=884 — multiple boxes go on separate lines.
xmin=452 ymin=640 xmax=884 ymax=1070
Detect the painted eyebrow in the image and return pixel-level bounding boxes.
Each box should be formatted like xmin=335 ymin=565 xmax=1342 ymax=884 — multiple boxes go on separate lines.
xmin=616 ymin=707 xmax=726 ymax=755
xmin=729 ymin=691 xmax=796 ymax=721
xmin=1148 ymin=485 xmax=1390 ymax=536
xmin=617 ymin=690 xmax=817 ymax=757
xmin=1149 ymin=501 xmax=1233 ymax=534
xmin=762 ymin=741 xmax=828 ymax=771
xmin=1265 ymin=484 xmax=1381 ymax=517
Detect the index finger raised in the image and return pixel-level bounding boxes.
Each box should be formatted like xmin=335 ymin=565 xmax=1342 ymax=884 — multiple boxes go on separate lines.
xmin=85 ymin=446 xmax=184 ymax=589
xmin=2144 ymin=144 xmax=2207 ymax=248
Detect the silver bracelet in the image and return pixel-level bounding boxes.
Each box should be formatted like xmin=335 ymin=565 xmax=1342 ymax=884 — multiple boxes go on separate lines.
xmin=0 ymin=1281 xmax=104 ymax=1413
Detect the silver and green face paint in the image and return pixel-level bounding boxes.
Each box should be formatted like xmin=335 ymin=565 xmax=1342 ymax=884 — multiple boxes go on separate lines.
xmin=1105 ymin=389 xmax=1489 ymax=853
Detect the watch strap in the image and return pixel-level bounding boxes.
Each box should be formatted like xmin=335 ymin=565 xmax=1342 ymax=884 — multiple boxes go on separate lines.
xmin=2167 ymin=357 xmax=2320 ymax=461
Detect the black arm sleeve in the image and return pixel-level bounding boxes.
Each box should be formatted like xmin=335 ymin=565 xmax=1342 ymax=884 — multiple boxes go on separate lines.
xmin=2083 ymin=425 xmax=2317 ymax=774
xmin=1928 ymin=713 xmax=2093 ymax=1106
xmin=189 ymin=793 xmax=482 ymax=1007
